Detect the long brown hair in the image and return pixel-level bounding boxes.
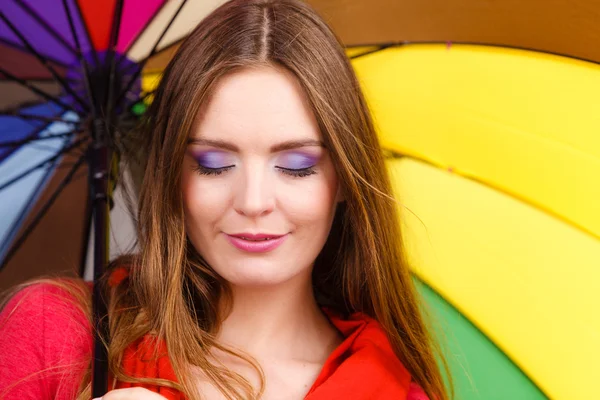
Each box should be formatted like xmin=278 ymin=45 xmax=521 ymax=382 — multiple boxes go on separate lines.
xmin=4 ymin=0 xmax=453 ymax=399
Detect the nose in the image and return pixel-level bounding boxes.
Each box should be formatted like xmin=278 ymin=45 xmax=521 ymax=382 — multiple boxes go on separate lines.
xmin=233 ymin=162 xmax=275 ymax=217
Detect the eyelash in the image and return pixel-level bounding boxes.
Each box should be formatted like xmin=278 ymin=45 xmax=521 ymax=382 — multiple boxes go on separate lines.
xmin=192 ymin=165 xmax=317 ymax=178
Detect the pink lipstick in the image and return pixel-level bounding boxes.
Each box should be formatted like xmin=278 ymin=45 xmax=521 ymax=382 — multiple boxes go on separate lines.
xmin=224 ymin=232 xmax=288 ymax=253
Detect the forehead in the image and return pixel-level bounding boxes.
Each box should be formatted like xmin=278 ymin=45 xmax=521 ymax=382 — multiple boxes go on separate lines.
xmin=192 ymin=66 xmax=321 ymax=142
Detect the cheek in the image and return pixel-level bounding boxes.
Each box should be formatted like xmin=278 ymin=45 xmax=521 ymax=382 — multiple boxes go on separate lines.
xmin=279 ymin=169 xmax=338 ymax=227
xmin=181 ymin=166 xmax=231 ymax=233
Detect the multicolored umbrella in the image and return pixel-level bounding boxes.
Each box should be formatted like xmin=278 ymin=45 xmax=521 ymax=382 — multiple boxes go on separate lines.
xmin=2 ymin=1 xmax=599 ymax=399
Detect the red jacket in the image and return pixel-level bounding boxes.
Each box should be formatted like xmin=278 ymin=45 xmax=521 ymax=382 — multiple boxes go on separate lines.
xmin=113 ymin=309 xmax=416 ymax=399
xmin=0 ymin=281 xmax=428 ymax=399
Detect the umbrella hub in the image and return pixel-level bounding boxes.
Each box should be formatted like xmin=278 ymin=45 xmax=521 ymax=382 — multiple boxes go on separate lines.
xmin=66 ymin=51 xmax=141 ymax=120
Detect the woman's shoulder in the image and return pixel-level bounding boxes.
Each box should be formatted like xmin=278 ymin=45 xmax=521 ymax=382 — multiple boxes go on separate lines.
xmin=0 ymin=280 xmax=92 ymax=399
xmin=0 ymin=279 xmax=91 ymax=326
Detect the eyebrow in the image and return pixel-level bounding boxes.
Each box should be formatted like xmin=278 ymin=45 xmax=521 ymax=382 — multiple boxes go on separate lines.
xmin=187 ymin=138 xmax=324 ymax=152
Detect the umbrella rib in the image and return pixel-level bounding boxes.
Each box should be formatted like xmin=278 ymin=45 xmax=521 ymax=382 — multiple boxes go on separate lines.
xmin=0 ymin=76 xmax=76 ymax=117
xmin=62 ymin=0 xmax=97 ymax=123
xmin=0 ymin=120 xmax=53 ymax=163
xmin=115 ymin=0 xmax=189 ymax=109
xmin=106 ymin=0 xmax=125 ymax=123
xmin=0 ymin=68 xmax=76 ymax=113
xmin=0 ymin=98 xmax=65 ymax=115
xmin=0 ymin=111 xmax=80 ymax=125
xmin=0 ymin=153 xmax=87 ymax=273
xmin=136 ymin=89 xmax=156 ymax=104
xmin=14 ymin=0 xmax=78 ymax=58
xmin=108 ymin=0 xmax=125 ymax=55
xmin=0 ymin=38 xmax=70 ymax=69
xmin=0 ymin=130 xmax=82 ymax=148
xmin=0 ymin=12 xmax=89 ymax=112
xmin=0 ymin=76 xmax=56 ymax=83
xmin=348 ymin=43 xmax=396 ymax=59
xmin=27 ymin=142 xmax=76 ymax=153
xmin=0 ymin=137 xmax=87 ymax=192
xmin=70 ymin=0 xmax=100 ymax=68
xmin=121 ymin=37 xmax=183 ymax=76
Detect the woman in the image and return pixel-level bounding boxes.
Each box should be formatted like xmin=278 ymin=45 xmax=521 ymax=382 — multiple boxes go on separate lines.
xmin=0 ymin=0 xmax=452 ymax=399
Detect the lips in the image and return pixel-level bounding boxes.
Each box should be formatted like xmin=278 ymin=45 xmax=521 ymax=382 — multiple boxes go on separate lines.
xmin=229 ymin=233 xmax=284 ymax=240
xmin=224 ymin=232 xmax=288 ymax=253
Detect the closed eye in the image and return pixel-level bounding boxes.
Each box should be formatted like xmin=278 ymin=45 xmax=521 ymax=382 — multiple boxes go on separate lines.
xmin=276 ymin=166 xmax=317 ymax=177
xmin=193 ymin=164 xmax=235 ymax=176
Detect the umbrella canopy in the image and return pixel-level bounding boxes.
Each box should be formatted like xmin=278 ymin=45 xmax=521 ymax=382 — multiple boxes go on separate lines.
xmin=1 ymin=1 xmax=599 ymax=399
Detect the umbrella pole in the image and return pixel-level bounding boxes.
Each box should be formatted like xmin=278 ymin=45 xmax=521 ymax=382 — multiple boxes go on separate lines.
xmin=89 ymin=128 xmax=111 ymax=397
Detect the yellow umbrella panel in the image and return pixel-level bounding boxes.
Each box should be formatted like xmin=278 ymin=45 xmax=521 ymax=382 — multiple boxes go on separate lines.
xmin=354 ymin=44 xmax=600 ymax=400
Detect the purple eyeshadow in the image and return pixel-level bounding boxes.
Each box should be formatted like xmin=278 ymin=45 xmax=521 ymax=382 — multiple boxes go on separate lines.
xmin=278 ymin=152 xmax=318 ymax=169
xmin=192 ymin=151 xmax=233 ymax=169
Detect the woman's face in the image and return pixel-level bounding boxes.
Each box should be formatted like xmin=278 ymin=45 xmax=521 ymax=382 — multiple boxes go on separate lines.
xmin=181 ymin=66 xmax=342 ymax=288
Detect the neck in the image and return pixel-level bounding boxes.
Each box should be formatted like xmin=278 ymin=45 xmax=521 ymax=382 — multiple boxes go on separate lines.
xmin=215 ymin=270 xmax=340 ymax=361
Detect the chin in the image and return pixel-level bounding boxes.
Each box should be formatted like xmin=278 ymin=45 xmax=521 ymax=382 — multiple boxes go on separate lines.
xmin=216 ymin=259 xmax=306 ymax=288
